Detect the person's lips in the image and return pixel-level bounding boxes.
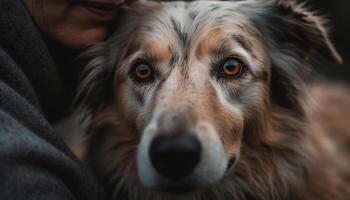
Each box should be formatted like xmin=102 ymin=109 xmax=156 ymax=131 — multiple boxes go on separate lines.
xmin=77 ymin=1 xmax=122 ymax=21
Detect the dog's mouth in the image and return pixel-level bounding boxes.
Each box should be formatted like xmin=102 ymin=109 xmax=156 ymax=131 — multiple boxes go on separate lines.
xmin=146 ymin=156 xmax=238 ymax=194
xmin=159 ymin=184 xmax=196 ymax=194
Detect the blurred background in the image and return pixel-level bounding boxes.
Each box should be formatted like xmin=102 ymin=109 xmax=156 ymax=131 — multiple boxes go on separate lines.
xmin=306 ymin=0 xmax=349 ymax=84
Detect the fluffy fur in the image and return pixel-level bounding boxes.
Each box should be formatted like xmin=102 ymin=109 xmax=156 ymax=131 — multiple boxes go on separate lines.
xmin=75 ymin=0 xmax=350 ymax=199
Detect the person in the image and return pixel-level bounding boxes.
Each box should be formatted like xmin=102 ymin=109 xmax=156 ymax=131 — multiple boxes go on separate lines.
xmin=0 ymin=0 xmax=125 ymax=199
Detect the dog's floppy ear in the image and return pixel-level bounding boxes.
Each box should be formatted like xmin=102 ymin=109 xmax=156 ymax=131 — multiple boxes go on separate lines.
xmin=247 ymin=0 xmax=342 ymax=115
xmin=272 ymin=0 xmax=342 ymax=63
xmin=74 ymin=9 xmax=134 ymax=114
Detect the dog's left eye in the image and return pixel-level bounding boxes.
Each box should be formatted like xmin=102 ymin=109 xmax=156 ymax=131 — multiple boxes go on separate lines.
xmin=221 ymin=58 xmax=244 ymax=78
xmin=130 ymin=62 xmax=155 ymax=83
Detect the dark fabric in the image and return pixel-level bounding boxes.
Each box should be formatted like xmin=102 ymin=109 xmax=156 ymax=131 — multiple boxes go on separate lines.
xmin=0 ymin=0 xmax=104 ymax=199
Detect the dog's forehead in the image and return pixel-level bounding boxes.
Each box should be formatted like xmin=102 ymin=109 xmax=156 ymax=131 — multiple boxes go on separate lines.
xmin=142 ymin=1 xmax=252 ymax=37
xmin=129 ymin=1 xmax=261 ymax=59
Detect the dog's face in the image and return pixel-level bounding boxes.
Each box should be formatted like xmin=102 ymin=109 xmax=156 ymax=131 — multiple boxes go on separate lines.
xmin=119 ymin=1 xmax=269 ymax=191
xmin=78 ymin=0 xmax=340 ymax=198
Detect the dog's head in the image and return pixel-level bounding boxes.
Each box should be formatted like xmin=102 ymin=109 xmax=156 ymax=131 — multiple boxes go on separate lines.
xmin=77 ymin=0 xmax=341 ymax=198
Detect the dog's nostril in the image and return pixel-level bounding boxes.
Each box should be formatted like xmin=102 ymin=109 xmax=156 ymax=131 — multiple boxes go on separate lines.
xmin=150 ymin=134 xmax=201 ymax=181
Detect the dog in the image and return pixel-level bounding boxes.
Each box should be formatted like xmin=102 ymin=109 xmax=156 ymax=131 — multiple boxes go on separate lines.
xmin=74 ymin=0 xmax=350 ymax=199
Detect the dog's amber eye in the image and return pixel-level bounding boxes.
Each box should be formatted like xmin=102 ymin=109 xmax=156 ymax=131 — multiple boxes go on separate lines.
xmin=222 ymin=58 xmax=243 ymax=77
xmin=131 ymin=62 xmax=155 ymax=83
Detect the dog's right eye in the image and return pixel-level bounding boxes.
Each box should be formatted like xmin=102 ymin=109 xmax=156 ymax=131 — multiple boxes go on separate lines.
xmin=130 ymin=62 xmax=155 ymax=83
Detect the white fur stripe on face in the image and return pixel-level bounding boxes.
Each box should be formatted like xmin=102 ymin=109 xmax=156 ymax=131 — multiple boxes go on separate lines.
xmin=210 ymin=79 xmax=243 ymax=116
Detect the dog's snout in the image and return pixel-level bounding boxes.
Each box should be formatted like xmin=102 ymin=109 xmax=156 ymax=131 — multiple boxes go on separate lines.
xmin=150 ymin=134 xmax=201 ymax=181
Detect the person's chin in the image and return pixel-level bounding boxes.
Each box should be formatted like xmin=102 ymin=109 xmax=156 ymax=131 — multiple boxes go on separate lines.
xmin=55 ymin=27 xmax=108 ymax=49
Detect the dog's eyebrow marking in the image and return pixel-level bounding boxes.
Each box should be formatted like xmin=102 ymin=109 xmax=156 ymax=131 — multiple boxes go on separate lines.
xmin=216 ymin=40 xmax=235 ymax=57
xmin=231 ymin=34 xmax=262 ymax=64
xmin=142 ymin=42 xmax=170 ymax=63
xmin=168 ymin=45 xmax=180 ymax=67
xmin=231 ymin=35 xmax=253 ymax=56
xmin=196 ymin=28 xmax=226 ymax=59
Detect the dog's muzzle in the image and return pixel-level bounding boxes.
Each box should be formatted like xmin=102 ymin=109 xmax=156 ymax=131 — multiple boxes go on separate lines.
xmin=137 ymin=111 xmax=228 ymax=193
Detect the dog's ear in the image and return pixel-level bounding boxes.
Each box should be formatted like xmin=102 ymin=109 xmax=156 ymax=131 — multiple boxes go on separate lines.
xmin=246 ymin=0 xmax=343 ymax=116
xmin=74 ymin=8 xmax=135 ymax=114
xmin=271 ymin=0 xmax=342 ymax=63
xmin=74 ymin=42 xmax=116 ymax=115
xmin=243 ymin=0 xmax=342 ymax=144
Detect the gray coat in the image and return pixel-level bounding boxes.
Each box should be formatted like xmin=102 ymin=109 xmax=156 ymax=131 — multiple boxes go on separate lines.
xmin=0 ymin=0 xmax=104 ymax=199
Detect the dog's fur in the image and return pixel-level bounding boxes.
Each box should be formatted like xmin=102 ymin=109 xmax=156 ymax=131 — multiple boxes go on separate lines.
xmin=75 ymin=0 xmax=350 ymax=199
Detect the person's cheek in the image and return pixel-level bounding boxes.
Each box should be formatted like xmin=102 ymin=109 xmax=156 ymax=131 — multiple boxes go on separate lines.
xmin=47 ymin=3 xmax=111 ymax=48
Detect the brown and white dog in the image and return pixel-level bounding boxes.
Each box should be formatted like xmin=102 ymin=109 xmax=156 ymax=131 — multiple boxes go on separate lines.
xmin=74 ymin=0 xmax=350 ymax=199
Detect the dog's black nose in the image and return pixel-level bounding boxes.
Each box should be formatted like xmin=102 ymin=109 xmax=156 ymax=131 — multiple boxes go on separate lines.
xmin=150 ymin=134 xmax=201 ymax=181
